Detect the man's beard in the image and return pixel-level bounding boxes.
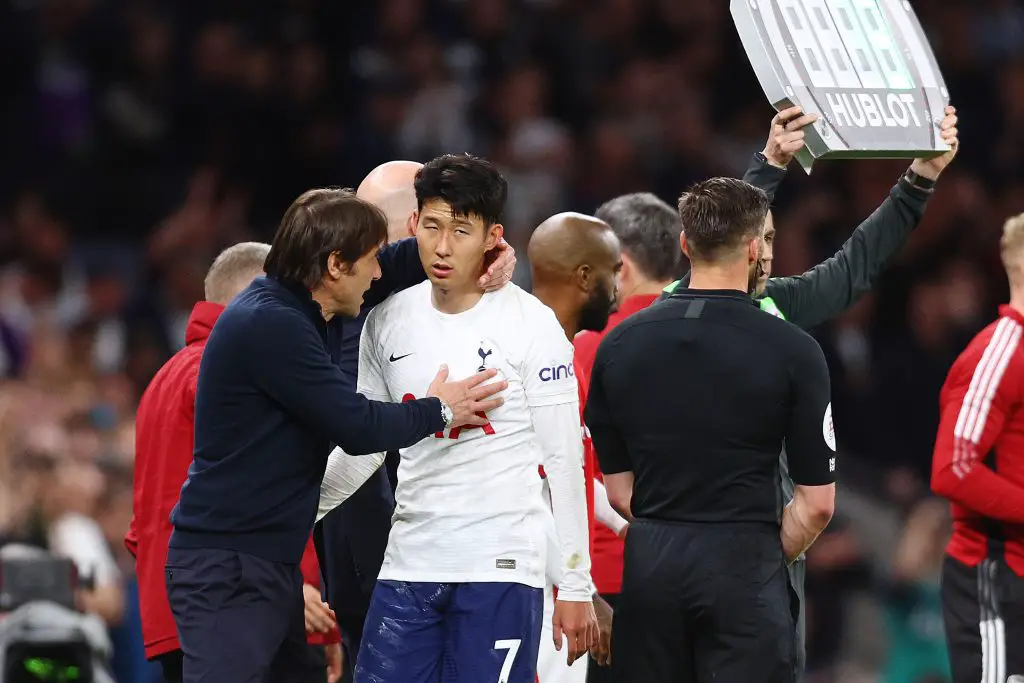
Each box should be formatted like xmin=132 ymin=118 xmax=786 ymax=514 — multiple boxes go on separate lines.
xmin=579 ymin=281 xmax=616 ymax=332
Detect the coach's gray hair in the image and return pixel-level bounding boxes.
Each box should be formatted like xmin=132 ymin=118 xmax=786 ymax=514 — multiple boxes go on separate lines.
xmin=204 ymin=242 xmax=271 ymax=305
xmin=595 ymin=193 xmax=684 ymax=281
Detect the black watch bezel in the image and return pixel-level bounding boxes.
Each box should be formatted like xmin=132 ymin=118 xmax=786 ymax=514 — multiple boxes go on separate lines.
xmin=902 ymin=168 xmax=937 ymax=192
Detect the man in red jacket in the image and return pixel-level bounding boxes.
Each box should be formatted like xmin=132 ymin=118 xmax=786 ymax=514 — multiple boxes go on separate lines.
xmin=126 ymin=242 xmax=340 ymax=682
xmin=931 ymin=212 xmax=1024 ymax=683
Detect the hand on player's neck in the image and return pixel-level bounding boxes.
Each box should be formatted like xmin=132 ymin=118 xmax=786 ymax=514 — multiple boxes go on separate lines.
xmin=687 ymin=261 xmax=751 ymax=295
xmin=431 ymin=281 xmax=486 ymax=315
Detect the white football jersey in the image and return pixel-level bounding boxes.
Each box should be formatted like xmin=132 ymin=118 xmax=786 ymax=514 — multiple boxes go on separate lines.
xmin=358 ymin=281 xmax=579 ymax=588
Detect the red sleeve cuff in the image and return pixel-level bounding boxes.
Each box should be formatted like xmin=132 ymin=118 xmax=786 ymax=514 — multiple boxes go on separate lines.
xmin=306 ymin=627 xmax=342 ymax=646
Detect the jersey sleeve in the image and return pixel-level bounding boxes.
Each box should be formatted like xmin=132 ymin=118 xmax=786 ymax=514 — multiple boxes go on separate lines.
xmin=521 ymin=308 xmax=579 ymax=407
xmin=785 ymin=332 xmax=837 ymax=486
xmin=763 ymin=177 xmax=931 ymax=330
xmin=529 ymin=402 xmax=592 ymax=601
xmin=318 ymin=445 xmax=387 ymax=521
xmin=931 ymin=321 xmax=1024 ymax=523
xmin=356 ymin=308 xmax=390 ymax=402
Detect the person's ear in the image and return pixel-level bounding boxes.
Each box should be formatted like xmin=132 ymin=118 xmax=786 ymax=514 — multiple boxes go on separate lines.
xmin=680 ymin=232 xmax=691 ymax=259
xmin=485 ymin=223 xmax=504 ymax=251
xmin=326 ymin=252 xmax=346 ymax=279
xmin=576 ymin=263 xmax=593 ymax=294
xmin=410 ymin=211 xmax=420 ymax=236
xmin=747 ymin=238 xmax=759 ymax=265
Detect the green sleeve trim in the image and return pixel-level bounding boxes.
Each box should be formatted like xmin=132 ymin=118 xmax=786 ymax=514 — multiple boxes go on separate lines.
xmin=759 ymin=296 xmax=787 ymax=320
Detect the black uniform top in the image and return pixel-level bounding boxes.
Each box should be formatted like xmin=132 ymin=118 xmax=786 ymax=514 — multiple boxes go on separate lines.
xmin=584 ymin=289 xmax=837 ymax=524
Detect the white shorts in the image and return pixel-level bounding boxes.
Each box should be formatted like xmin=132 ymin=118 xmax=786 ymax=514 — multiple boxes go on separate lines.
xmin=536 ymin=582 xmax=588 ymax=683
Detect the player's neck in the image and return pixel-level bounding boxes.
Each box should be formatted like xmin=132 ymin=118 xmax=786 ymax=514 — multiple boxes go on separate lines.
xmin=687 ymin=262 xmax=749 ymax=294
xmin=531 ymin=284 xmax=578 ymax=340
xmin=431 ymin=282 xmax=485 ymax=315
xmin=620 ymin=277 xmax=674 ymax=300
xmin=1009 ymin=289 xmax=1024 ymax=318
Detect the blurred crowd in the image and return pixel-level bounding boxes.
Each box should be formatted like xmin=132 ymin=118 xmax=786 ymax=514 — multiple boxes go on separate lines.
xmin=0 ymin=0 xmax=1023 ymax=681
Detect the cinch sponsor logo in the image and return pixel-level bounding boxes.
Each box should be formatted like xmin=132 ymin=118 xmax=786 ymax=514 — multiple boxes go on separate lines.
xmin=539 ymin=364 xmax=574 ymax=382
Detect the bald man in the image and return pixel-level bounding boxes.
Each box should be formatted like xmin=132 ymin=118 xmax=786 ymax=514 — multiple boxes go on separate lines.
xmin=529 ymin=214 xmax=629 ymax=683
xmin=314 ymin=159 xmax=516 ymax=682
xmin=356 ymin=160 xmax=422 ymax=243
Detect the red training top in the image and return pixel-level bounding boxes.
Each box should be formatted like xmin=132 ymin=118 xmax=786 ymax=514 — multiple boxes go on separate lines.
xmin=574 ymin=294 xmax=659 ymax=594
xmin=931 ymin=305 xmax=1024 ymax=576
xmin=126 ymin=302 xmax=224 ymax=659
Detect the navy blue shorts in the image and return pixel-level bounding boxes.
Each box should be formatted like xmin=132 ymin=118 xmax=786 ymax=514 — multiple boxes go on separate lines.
xmin=354 ymin=580 xmax=543 ymax=683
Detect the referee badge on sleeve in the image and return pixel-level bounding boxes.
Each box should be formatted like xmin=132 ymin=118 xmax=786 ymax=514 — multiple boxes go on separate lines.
xmin=823 ymin=403 xmax=836 ymax=452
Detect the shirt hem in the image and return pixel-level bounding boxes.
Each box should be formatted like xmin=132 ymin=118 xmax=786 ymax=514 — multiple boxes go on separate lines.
xmin=378 ymin=569 xmax=545 ymax=589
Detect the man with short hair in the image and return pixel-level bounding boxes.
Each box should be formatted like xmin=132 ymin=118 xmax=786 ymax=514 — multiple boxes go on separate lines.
xmin=931 ymin=212 xmax=1024 ymax=683
xmin=356 ymin=160 xmax=421 ymax=243
xmin=315 ymin=161 xmax=518 ymax=681
xmin=528 ymin=212 xmax=628 ymax=683
xmin=323 ymin=155 xmax=597 ymax=683
xmin=166 ymin=189 xmax=507 ymax=683
xmin=312 ymin=161 xmax=424 ymax=680
xmin=580 ymin=105 xmax=960 ymax=682
xmin=586 ymin=177 xmax=837 ymax=683
xmin=127 ymin=242 xmax=272 ymax=683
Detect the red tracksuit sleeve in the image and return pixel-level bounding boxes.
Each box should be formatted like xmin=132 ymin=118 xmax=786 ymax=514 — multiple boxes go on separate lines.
xmin=124 ymin=518 xmax=139 ymax=558
xmin=931 ymin=324 xmax=1024 ymax=523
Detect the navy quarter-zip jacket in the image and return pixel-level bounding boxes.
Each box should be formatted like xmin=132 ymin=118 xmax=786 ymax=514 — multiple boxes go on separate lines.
xmin=170 ymin=238 xmax=441 ymax=564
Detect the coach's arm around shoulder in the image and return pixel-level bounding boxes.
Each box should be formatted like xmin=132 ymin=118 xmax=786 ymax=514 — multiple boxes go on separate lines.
xmin=780 ymin=332 xmax=837 ymax=564
xmin=248 ymin=304 xmax=506 ymax=457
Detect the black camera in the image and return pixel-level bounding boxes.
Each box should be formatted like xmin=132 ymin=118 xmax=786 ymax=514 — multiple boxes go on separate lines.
xmin=0 ymin=548 xmax=100 ymax=683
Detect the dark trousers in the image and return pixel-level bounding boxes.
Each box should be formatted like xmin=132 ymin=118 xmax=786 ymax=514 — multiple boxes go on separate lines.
xmin=941 ymin=555 xmax=1024 ymax=683
xmin=166 ymin=546 xmax=318 ymax=683
xmin=611 ymin=519 xmax=796 ymax=683
xmin=155 ymin=647 xmax=327 ymax=683
xmin=591 ymin=558 xmax=806 ymax=683
xmin=156 ymin=650 xmax=183 ymax=683
xmin=586 ymin=593 xmax=618 ymax=683
xmin=788 ymin=560 xmax=807 ymax=683
xmin=335 ymin=612 xmax=365 ymax=683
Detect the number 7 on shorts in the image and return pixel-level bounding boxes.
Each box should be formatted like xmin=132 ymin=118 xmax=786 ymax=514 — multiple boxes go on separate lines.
xmin=494 ymin=639 xmax=521 ymax=683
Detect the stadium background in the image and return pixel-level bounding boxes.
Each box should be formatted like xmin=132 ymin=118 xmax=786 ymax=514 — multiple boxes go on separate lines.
xmin=0 ymin=0 xmax=1021 ymax=681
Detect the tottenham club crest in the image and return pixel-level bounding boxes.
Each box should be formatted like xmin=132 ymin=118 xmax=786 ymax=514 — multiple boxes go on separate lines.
xmin=477 ymin=343 xmax=493 ymax=371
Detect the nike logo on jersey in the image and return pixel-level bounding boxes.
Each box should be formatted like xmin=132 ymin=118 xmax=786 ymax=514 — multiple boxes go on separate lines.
xmin=389 ymin=352 xmax=413 ymax=362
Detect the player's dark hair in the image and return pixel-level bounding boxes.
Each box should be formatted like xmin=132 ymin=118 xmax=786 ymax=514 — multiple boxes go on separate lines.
xmin=264 ymin=188 xmax=387 ymax=290
xmin=414 ymin=154 xmax=508 ymax=226
xmin=676 ymin=178 xmax=769 ymax=263
xmin=596 ymin=192 xmax=684 ymax=280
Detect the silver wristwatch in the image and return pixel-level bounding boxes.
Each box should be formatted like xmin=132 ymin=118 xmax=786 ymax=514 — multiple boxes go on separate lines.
xmin=438 ymin=399 xmax=454 ymax=428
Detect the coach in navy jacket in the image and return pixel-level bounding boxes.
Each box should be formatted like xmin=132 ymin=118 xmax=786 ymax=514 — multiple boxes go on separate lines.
xmin=165 ymin=188 xmax=507 ymax=683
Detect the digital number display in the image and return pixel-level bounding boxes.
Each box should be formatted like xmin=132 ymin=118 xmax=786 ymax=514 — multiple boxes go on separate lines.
xmin=776 ymin=0 xmax=915 ymax=90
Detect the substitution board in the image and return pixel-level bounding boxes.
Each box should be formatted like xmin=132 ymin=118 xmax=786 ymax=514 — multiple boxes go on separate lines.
xmin=731 ymin=0 xmax=950 ymax=173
